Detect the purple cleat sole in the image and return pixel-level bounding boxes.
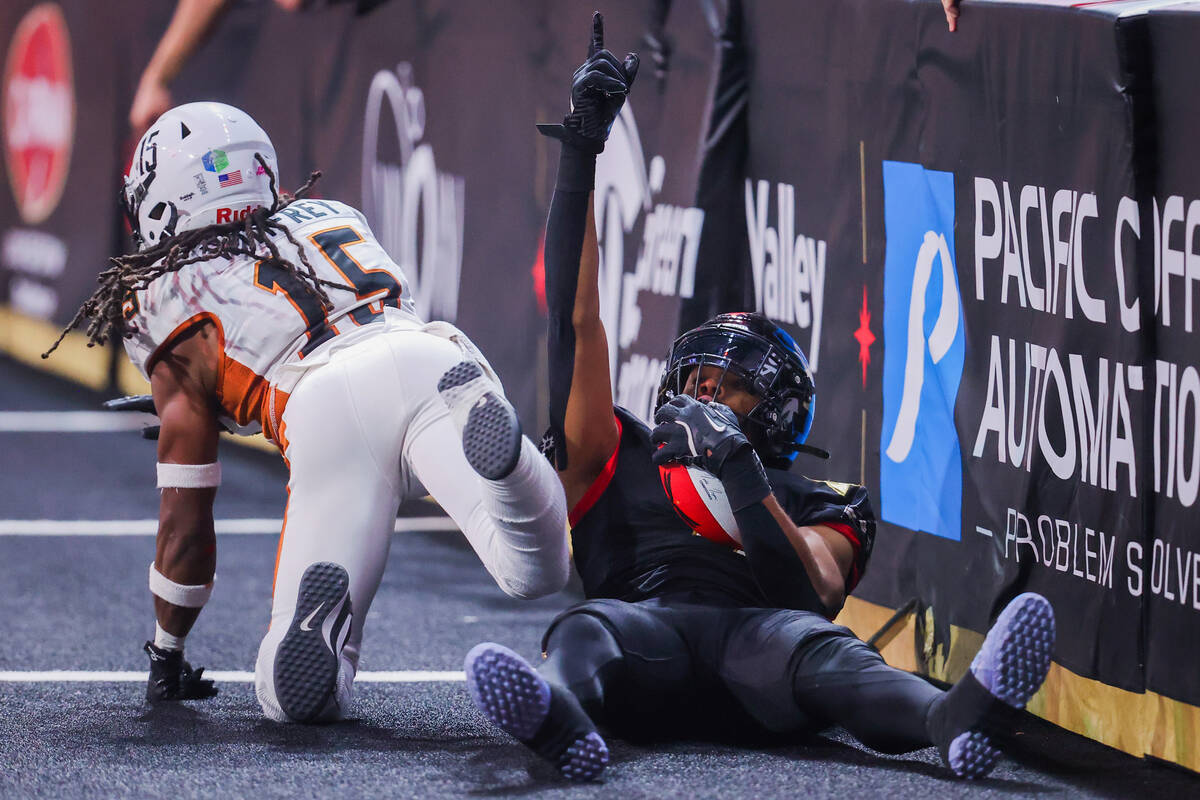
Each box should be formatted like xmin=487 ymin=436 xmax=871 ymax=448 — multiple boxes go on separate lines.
xmin=465 ymin=642 xmax=609 ymax=782
xmin=947 ymin=592 xmax=1056 ymax=779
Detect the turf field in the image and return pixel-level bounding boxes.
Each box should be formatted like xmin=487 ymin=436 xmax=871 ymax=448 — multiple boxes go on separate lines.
xmin=1 ymin=355 xmax=1195 ymax=799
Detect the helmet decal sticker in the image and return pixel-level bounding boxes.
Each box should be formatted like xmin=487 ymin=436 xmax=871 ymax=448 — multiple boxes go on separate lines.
xmin=201 ymin=149 xmax=229 ymax=172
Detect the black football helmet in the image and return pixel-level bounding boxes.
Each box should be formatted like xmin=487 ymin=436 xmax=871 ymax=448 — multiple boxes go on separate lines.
xmin=655 ymin=312 xmax=817 ymax=467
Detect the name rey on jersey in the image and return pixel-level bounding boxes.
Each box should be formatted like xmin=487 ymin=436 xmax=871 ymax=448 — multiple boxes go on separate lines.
xmin=122 ymin=199 xmax=420 ymax=439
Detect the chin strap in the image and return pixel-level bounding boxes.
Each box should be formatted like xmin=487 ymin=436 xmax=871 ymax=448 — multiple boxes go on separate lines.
xmin=795 ymin=443 xmax=830 ymax=460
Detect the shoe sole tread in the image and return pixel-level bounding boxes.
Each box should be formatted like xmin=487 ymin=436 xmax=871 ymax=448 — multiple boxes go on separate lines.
xmin=952 ymin=593 xmax=1055 ymax=779
xmin=439 ymin=362 xmax=521 ymax=480
xmin=465 ymin=643 xmax=608 ymax=782
xmin=274 ymin=562 xmax=350 ymax=722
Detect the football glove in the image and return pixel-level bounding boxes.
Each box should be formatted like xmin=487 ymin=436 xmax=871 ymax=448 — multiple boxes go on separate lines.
xmin=537 ymin=12 xmax=639 ymax=154
xmin=144 ymin=641 xmax=218 ymax=702
xmin=651 ymin=395 xmax=771 ymax=511
xmin=103 ymin=394 xmax=160 ymax=440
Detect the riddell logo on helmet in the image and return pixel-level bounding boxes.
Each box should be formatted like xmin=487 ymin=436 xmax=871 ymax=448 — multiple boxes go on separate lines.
xmin=3 ymin=4 xmax=75 ymax=225
xmin=215 ymin=205 xmax=258 ymax=223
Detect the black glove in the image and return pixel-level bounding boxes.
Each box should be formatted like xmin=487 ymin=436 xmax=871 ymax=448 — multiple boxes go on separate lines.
xmin=651 ymin=395 xmax=770 ymax=511
xmin=537 ymin=12 xmax=639 ymax=154
xmin=144 ymin=641 xmax=219 ymax=702
xmin=102 ymin=394 xmax=154 ymax=413
xmin=103 ymin=394 xmax=160 ymax=440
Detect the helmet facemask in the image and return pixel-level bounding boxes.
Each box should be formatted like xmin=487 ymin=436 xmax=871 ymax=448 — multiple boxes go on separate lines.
xmin=122 ymin=130 xmax=174 ymax=251
xmin=655 ymin=315 xmax=817 ymax=467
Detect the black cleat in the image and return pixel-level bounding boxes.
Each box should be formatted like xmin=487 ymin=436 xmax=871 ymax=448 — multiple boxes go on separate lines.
xmin=465 ymin=642 xmax=608 ymax=782
xmin=273 ymin=561 xmax=353 ymax=723
xmin=438 ymin=361 xmax=523 ymax=480
xmin=144 ymin=641 xmax=218 ymax=702
xmin=930 ymin=593 xmax=1056 ymax=779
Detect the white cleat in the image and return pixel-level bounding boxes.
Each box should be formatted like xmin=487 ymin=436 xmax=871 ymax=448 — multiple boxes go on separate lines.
xmin=437 ymin=361 xmax=522 ymax=480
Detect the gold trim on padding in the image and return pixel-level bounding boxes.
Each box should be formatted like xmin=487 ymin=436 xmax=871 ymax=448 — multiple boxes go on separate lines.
xmin=2 ymin=305 xmax=279 ymax=455
xmin=0 ymin=305 xmax=110 ymax=390
xmin=838 ymin=595 xmax=1199 ymax=773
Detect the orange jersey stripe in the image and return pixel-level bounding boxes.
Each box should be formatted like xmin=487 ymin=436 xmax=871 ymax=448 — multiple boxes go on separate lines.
xmin=217 ymin=354 xmax=270 ymax=428
xmin=146 ymin=311 xmax=283 ymax=439
xmin=144 ymin=311 xmax=221 ymax=375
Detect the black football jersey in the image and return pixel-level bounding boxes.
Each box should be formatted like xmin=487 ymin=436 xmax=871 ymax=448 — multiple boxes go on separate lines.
xmin=567 ymin=406 xmax=876 ymax=611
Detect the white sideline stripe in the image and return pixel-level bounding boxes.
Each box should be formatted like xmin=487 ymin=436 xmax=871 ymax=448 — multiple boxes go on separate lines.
xmin=0 ymin=670 xmax=464 ymax=683
xmin=0 ymin=517 xmax=460 ymax=536
xmin=0 ymin=411 xmax=157 ymax=432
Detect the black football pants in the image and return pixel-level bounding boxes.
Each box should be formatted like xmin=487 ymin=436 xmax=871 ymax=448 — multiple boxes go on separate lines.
xmin=537 ymin=595 xmax=942 ymax=753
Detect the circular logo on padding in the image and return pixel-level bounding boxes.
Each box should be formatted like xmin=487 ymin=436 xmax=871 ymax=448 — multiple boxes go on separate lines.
xmin=4 ymin=3 xmax=74 ymax=224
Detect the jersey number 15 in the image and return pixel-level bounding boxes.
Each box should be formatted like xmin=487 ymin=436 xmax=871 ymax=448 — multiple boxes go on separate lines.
xmin=253 ymin=226 xmax=403 ymax=357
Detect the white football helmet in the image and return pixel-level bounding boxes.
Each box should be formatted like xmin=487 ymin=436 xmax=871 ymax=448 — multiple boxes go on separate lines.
xmin=123 ymin=102 xmax=279 ymax=250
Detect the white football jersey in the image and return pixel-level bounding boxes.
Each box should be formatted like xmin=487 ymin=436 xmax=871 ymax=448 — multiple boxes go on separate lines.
xmin=123 ymin=199 xmax=421 ymax=440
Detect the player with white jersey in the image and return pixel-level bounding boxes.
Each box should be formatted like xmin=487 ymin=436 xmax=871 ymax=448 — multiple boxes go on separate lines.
xmin=122 ymin=197 xmax=418 ymax=441
xmin=46 ymin=101 xmax=569 ymax=723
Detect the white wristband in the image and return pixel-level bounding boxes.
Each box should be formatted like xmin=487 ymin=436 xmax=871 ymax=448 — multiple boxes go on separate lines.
xmin=157 ymin=462 xmax=221 ymax=488
xmin=149 ymin=562 xmax=214 ymax=608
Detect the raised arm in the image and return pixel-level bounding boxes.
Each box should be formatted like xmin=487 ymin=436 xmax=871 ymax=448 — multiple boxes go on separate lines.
xmin=144 ymin=321 xmax=222 ymax=701
xmin=130 ymin=0 xmax=231 ymax=132
xmin=540 ymin=13 xmax=638 ymax=510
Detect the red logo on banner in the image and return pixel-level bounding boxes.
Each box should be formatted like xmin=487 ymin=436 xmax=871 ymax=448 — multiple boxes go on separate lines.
xmin=853 ymin=284 xmax=875 ymax=388
xmin=3 ymin=4 xmax=74 ymax=224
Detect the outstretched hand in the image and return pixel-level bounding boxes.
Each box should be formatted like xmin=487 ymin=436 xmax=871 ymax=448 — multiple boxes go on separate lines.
xmin=538 ymin=12 xmax=639 ymax=153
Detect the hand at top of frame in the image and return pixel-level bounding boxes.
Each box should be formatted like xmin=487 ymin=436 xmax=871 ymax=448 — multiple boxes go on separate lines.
xmin=943 ymin=0 xmax=962 ymax=32
xmin=537 ymin=12 xmax=639 ymax=154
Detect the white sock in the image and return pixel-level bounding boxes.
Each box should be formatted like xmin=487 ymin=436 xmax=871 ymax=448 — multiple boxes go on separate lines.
xmin=483 ymin=437 xmax=565 ymax=525
xmin=155 ymin=621 xmax=185 ymax=652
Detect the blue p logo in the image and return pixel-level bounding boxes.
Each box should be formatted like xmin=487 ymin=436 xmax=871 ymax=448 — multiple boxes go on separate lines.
xmin=880 ymin=161 xmax=964 ymax=540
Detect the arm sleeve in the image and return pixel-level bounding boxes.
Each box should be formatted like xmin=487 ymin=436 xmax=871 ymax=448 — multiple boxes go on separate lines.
xmin=733 ymin=502 xmax=833 ymax=617
xmin=544 ymin=144 xmax=597 ymax=470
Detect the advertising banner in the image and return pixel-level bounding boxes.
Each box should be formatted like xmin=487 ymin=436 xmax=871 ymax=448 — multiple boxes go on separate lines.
xmin=1 ymin=0 xmax=1197 ymax=764
xmin=742 ymin=0 xmax=1157 ymax=694
xmin=329 ymin=0 xmax=542 ymax=420
xmin=1145 ymin=1 xmax=1200 ymax=708
xmin=1 ymin=0 xmax=125 ymax=331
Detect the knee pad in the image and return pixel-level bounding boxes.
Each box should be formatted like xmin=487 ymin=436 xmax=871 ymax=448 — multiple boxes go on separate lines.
xmin=543 ymin=611 xmax=622 ymax=660
xmin=540 ymin=611 xmax=625 ymax=710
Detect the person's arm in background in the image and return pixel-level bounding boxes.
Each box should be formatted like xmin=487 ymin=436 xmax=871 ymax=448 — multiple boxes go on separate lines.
xmin=943 ymin=0 xmax=962 ymax=32
xmin=539 ymin=13 xmax=639 ymax=511
xmin=130 ymin=0 xmax=231 ymax=133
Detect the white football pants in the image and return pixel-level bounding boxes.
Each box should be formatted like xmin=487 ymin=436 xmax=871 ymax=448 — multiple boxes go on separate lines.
xmin=254 ymin=323 xmax=569 ymax=722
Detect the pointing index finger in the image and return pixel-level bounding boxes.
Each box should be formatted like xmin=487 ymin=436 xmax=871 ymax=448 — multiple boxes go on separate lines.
xmin=589 ymin=11 xmax=604 ymax=57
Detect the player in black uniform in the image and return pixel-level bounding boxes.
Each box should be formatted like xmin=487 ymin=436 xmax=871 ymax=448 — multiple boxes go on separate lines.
xmin=464 ymin=13 xmax=1056 ymax=782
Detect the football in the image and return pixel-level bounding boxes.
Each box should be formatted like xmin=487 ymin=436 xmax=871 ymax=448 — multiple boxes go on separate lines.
xmin=658 ymin=463 xmax=742 ymax=548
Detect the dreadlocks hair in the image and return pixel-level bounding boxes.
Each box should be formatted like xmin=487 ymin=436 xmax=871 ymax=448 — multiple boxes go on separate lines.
xmin=42 ymin=154 xmax=351 ymax=359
